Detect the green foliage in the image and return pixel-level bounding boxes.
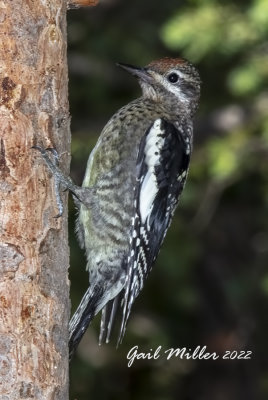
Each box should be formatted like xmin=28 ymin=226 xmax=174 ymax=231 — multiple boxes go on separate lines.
xmin=161 ymin=0 xmax=268 ymax=97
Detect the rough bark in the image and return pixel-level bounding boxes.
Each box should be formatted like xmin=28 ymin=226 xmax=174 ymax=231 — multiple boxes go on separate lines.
xmin=0 ymin=1 xmax=70 ymax=399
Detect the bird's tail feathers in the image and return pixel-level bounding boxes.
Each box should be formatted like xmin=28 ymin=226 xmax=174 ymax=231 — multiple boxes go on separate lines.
xmin=99 ymin=293 xmax=122 ymax=345
xmin=117 ymin=260 xmax=141 ymax=346
xmin=69 ymin=285 xmax=103 ymax=360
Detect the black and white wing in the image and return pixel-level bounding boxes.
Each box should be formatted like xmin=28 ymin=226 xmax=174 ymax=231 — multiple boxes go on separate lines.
xmin=118 ymin=118 xmax=192 ymax=343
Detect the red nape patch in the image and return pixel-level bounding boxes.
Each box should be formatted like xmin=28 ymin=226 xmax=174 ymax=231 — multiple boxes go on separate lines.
xmin=146 ymin=57 xmax=186 ymax=73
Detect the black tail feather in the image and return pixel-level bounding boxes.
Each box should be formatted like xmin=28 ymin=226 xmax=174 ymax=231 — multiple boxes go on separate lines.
xmin=69 ymin=285 xmax=103 ymax=360
xmin=99 ymin=293 xmax=122 ymax=345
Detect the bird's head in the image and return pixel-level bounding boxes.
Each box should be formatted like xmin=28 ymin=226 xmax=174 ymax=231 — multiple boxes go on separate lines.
xmin=117 ymin=57 xmax=201 ymax=115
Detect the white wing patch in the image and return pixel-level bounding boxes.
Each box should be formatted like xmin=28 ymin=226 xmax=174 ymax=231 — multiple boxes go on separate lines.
xmin=139 ymin=119 xmax=164 ymax=224
xmin=118 ymin=118 xmax=191 ymax=345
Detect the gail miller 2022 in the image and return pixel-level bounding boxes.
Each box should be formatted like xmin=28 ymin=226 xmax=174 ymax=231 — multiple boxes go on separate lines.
xmin=126 ymin=345 xmax=252 ymax=367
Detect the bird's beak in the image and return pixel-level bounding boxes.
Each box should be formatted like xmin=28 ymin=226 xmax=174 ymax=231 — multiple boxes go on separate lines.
xmin=116 ymin=62 xmax=153 ymax=83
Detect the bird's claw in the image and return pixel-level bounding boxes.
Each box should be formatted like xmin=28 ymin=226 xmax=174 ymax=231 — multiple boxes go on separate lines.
xmin=32 ymin=146 xmax=60 ymax=166
xmin=46 ymin=147 xmax=60 ymax=166
xmin=32 ymin=145 xmax=91 ymax=214
xmin=32 ymin=145 xmax=64 ymax=218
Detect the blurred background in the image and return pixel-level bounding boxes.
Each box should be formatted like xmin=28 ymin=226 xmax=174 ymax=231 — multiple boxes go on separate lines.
xmin=67 ymin=0 xmax=268 ymax=398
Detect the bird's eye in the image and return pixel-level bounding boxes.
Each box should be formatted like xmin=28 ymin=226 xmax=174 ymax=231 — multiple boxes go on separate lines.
xmin=167 ymin=73 xmax=179 ymax=83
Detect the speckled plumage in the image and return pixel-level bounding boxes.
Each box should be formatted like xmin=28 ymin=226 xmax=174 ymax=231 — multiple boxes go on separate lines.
xmin=67 ymin=57 xmax=201 ymax=358
xmin=77 ymin=99 xmax=190 ymax=263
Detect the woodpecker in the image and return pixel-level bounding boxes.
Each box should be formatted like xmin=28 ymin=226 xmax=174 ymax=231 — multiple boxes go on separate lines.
xmin=34 ymin=57 xmax=201 ymax=359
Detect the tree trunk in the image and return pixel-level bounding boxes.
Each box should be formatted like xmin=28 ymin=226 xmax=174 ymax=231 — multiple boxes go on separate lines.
xmin=0 ymin=1 xmax=70 ymax=398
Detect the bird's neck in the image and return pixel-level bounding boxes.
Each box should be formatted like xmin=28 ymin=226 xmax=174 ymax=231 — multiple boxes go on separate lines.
xmin=140 ymin=83 xmax=197 ymax=118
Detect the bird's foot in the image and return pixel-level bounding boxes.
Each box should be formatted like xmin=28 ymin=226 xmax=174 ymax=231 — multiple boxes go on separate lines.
xmin=32 ymin=146 xmax=92 ymax=214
